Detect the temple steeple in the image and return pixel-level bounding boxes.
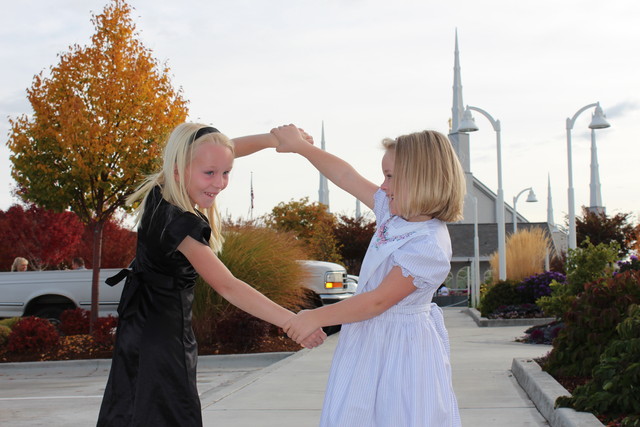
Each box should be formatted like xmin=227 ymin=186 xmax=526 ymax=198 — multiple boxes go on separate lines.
xmin=589 ymin=129 xmax=605 ymax=214
xmin=451 ymin=29 xmax=465 ymax=133
xmin=547 ymin=174 xmax=555 ymax=228
xmin=318 ymin=121 xmax=330 ymax=210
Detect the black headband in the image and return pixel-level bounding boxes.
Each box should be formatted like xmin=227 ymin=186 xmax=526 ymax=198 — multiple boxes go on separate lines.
xmin=193 ymin=126 xmax=220 ymax=142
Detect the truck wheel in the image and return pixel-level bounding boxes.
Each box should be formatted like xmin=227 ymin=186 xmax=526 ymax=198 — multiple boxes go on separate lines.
xmin=323 ymin=325 xmax=342 ymax=336
xmin=33 ymin=306 xmax=71 ymax=325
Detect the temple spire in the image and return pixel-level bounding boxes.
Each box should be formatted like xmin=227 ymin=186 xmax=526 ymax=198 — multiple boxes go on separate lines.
xmin=589 ymin=129 xmax=605 ymax=214
xmin=451 ymin=29 xmax=464 ymax=133
xmin=547 ymin=173 xmax=555 ymax=228
xmin=318 ymin=121 xmax=330 ymax=210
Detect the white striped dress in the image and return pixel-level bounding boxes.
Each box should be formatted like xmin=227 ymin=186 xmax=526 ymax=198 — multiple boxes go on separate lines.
xmin=320 ymin=189 xmax=461 ymax=427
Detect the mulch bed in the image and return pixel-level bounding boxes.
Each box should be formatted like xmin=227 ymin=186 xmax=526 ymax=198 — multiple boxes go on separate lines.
xmin=1 ymin=333 xmax=302 ymax=364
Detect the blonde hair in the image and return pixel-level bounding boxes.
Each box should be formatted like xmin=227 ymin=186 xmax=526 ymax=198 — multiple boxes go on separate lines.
xmin=382 ymin=130 xmax=465 ymax=222
xmin=11 ymin=257 xmax=28 ymax=271
xmin=127 ymin=123 xmax=235 ymax=253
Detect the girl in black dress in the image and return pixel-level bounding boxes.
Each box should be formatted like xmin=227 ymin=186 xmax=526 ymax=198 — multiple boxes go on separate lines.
xmin=97 ymin=123 xmax=325 ymax=427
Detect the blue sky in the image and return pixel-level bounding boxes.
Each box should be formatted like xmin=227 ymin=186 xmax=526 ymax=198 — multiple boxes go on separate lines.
xmin=1 ymin=0 xmax=639 ymax=226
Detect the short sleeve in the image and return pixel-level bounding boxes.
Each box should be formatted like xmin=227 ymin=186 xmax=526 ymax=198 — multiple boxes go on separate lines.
xmin=162 ymin=212 xmax=211 ymax=254
xmin=391 ymin=235 xmax=451 ymax=290
xmin=372 ymin=188 xmax=391 ymax=226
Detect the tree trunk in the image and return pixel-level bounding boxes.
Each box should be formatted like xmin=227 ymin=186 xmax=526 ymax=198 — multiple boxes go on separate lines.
xmin=90 ymin=220 xmax=104 ymax=332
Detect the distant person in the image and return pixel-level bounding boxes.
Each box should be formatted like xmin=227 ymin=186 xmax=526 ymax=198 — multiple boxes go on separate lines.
xmin=11 ymin=257 xmax=28 ymax=272
xmin=97 ymin=123 xmax=325 ymax=427
xmin=272 ymin=125 xmax=464 ymax=426
xmin=437 ymin=284 xmax=450 ymax=296
xmin=72 ymin=257 xmax=86 ymax=270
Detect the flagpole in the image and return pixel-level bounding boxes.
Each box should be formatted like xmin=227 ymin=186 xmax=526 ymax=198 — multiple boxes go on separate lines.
xmin=250 ymin=172 xmax=254 ymax=220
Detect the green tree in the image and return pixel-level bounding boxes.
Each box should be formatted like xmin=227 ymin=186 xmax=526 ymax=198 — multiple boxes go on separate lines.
xmin=264 ymin=197 xmax=342 ymax=264
xmin=576 ymin=207 xmax=634 ymax=258
xmin=6 ymin=0 xmax=188 ymax=325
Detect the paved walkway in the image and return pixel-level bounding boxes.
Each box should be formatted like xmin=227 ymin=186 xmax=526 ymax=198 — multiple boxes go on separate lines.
xmin=200 ymin=308 xmax=552 ymax=426
xmin=0 ymin=308 xmax=552 ymax=426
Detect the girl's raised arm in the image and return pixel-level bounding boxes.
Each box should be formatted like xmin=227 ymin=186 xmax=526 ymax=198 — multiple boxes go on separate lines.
xmin=231 ymin=134 xmax=278 ymax=158
xmin=232 ymin=129 xmax=314 ymax=158
xmin=271 ymin=125 xmax=378 ymax=209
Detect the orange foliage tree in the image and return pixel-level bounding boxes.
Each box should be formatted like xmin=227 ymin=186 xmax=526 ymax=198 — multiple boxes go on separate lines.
xmin=6 ymin=0 xmax=188 ymax=324
xmin=264 ymin=197 xmax=342 ymax=264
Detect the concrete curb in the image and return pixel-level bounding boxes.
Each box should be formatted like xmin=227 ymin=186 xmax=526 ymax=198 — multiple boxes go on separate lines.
xmin=463 ymin=307 xmax=556 ymax=327
xmin=0 ymin=352 xmax=294 ymax=376
xmin=511 ymin=358 xmax=603 ymax=427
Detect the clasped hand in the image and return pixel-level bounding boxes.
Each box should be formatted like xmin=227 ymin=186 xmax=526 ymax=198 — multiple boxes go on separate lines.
xmin=284 ymin=310 xmax=325 ymax=348
xmin=271 ymin=124 xmax=313 ymax=153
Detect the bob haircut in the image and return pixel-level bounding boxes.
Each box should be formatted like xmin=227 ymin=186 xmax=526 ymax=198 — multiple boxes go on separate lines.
xmin=382 ymin=130 xmax=465 ymax=223
xmin=128 ymin=123 xmax=234 ymax=253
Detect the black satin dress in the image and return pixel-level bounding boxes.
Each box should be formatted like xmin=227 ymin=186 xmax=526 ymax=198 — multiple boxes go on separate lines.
xmin=97 ymin=187 xmax=211 ymax=427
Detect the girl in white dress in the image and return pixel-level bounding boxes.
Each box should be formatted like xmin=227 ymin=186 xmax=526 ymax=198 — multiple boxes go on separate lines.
xmin=272 ymin=125 xmax=465 ymax=427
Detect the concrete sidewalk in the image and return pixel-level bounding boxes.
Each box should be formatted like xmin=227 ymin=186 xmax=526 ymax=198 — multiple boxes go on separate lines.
xmin=0 ymin=308 xmax=552 ymax=426
xmin=201 ymin=308 xmax=552 ymax=426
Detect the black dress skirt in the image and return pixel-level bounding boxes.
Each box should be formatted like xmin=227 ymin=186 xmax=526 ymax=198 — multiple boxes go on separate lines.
xmin=98 ymin=186 xmax=211 ymax=427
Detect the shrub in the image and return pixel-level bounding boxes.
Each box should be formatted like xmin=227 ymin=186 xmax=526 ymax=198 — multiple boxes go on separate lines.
xmin=59 ymin=308 xmax=90 ymax=336
xmin=517 ymin=271 xmax=565 ymax=303
xmin=92 ymin=315 xmax=118 ymax=348
xmin=7 ymin=316 xmax=60 ymax=354
xmin=193 ymin=225 xmax=310 ymax=350
xmin=537 ymin=240 xmax=619 ymax=319
xmin=487 ymin=303 xmax=545 ymax=319
xmin=519 ymin=321 xmax=564 ymax=345
xmin=545 ymin=270 xmax=640 ymax=377
xmin=0 ymin=325 xmax=11 ymax=346
xmin=213 ymin=309 xmax=271 ymax=353
xmin=0 ymin=317 xmax=21 ymax=329
xmin=556 ymin=304 xmax=640 ymax=424
xmin=489 ymin=228 xmax=550 ymax=284
xmin=617 ymin=255 xmax=640 ymax=274
xmin=478 ymin=280 xmax=521 ymax=317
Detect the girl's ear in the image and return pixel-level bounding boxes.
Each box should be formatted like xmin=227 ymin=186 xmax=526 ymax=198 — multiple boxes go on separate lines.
xmin=174 ymin=165 xmax=180 ymax=182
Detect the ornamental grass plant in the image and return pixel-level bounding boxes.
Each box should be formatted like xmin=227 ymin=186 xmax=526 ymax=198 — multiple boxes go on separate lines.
xmin=489 ymin=227 xmax=551 ymax=284
xmin=192 ymin=224 xmax=312 ymax=351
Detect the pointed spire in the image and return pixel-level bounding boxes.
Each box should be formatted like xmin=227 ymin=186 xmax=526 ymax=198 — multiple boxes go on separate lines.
xmin=589 ymin=129 xmax=605 ymax=214
xmin=318 ymin=121 xmax=330 ymax=210
xmin=451 ymin=29 xmax=464 ymax=133
xmin=547 ymin=173 xmax=555 ymax=227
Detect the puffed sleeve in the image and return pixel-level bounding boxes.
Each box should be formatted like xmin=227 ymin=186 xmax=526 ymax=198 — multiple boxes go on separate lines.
xmin=161 ymin=212 xmax=211 ymax=254
xmin=372 ymin=188 xmax=391 ymax=226
xmin=391 ymin=235 xmax=451 ymax=290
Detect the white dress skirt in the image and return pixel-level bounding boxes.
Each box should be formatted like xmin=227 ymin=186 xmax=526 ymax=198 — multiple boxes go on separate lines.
xmin=319 ymin=189 xmax=461 ymax=427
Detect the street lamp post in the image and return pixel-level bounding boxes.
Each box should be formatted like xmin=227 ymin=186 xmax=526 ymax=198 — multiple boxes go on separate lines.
xmin=458 ymin=105 xmax=507 ymax=281
xmin=513 ymin=187 xmax=538 ymax=233
xmin=566 ymin=102 xmax=610 ymax=249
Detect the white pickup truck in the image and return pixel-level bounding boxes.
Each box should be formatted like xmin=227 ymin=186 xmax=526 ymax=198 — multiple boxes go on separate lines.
xmin=0 ymin=261 xmax=357 ymax=320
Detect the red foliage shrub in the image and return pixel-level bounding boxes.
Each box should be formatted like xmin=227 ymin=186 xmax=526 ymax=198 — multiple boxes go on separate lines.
xmin=92 ymin=315 xmax=118 ymax=347
xmin=59 ymin=308 xmax=90 ymax=336
xmin=8 ymin=317 xmax=60 ymax=354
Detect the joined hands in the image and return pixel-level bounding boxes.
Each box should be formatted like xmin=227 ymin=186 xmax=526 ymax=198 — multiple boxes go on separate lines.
xmin=284 ymin=310 xmax=327 ymax=348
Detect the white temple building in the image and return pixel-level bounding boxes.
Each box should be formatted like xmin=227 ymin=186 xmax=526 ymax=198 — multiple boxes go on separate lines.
xmin=446 ymin=31 xmax=566 ymax=288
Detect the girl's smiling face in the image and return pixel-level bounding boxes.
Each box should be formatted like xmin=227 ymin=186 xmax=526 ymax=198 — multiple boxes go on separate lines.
xmin=380 ymin=149 xmax=397 ymax=215
xmin=182 ymin=142 xmax=234 ymax=209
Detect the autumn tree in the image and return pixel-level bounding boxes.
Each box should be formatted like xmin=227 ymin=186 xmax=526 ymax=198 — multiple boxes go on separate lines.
xmin=333 ymin=214 xmax=375 ymax=275
xmin=575 ymin=207 xmax=634 ymax=258
xmin=264 ymin=197 xmax=342 ymax=264
xmin=0 ymin=204 xmax=85 ymax=271
xmin=6 ymin=0 xmax=188 ymax=324
xmin=75 ymin=217 xmax=137 ymax=269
